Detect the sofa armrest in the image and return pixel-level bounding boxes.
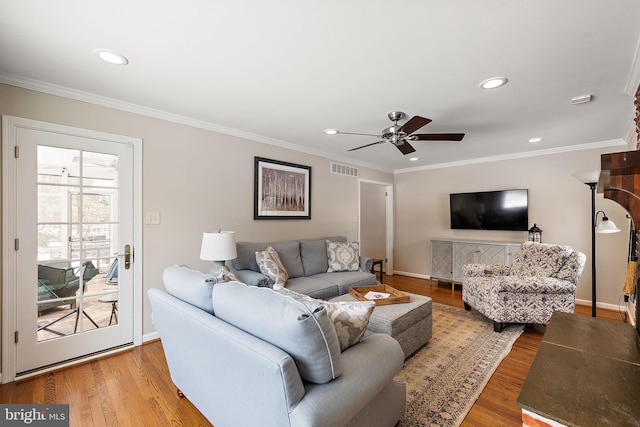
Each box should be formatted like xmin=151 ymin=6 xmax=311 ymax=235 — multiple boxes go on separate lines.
xmin=228 ymin=267 xmax=273 ymax=287
xmin=290 ymin=333 xmax=405 ymax=426
xmin=462 ymin=263 xmax=511 ymax=278
xmin=360 ymin=256 xmax=373 ymax=273
xmin=494 ymin=276 xmax=577 ymax=294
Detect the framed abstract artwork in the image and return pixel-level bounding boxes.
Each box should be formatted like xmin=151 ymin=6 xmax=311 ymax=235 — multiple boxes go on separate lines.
xmin=254 ymin=157 xmax=311 ymax=219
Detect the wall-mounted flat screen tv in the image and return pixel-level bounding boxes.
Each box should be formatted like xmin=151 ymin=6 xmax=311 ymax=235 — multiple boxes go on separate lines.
xmin=450 ymin=189 xmax=528 ymax=231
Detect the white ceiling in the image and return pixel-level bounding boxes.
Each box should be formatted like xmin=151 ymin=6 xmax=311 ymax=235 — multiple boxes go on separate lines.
xmin=1 ymin=0 xmax=639 ymax=172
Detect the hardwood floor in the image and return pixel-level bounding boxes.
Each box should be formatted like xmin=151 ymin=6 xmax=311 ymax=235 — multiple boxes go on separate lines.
xmin=0 ymin=275 xmax=624 ymax=427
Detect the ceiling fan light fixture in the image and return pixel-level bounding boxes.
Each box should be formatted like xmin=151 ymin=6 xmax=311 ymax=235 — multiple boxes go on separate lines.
xmin=479 ymin=77 xmax=508 ymax=89
xmin=94 ymin=49 xmax=129 ymax=65
xmin=324 ymin=129 xmax=339 ymax=135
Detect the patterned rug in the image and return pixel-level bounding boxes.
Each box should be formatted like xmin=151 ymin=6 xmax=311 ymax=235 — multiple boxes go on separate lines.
xmin=396 ymin=303 xmax=524 ymax=426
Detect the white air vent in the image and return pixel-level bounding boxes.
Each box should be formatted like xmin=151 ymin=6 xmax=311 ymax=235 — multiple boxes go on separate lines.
xmin=331 ymin=162 xmax=358 ymax=177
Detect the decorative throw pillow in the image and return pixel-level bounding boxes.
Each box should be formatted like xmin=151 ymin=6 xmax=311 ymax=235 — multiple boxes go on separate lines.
xmin=326 ymin=241 xmax=361 ymax=272
xmin=256 ymin=246 xmax=289 ymax=285
xmin=273 ymin=285 xmax=375 ymax=351
xmin=222 ymin=270 xmax=239 ymax=282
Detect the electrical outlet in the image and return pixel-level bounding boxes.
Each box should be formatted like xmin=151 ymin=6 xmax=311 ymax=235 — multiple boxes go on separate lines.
xmin=145 ymin=211 xmax=160 ymax=225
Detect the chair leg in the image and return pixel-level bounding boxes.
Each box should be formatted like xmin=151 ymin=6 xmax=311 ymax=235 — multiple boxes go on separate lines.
xmin=463 ymin=302 xmax=471 ymax=311
xmin=493 ymin=321 xmax=505 ymax=333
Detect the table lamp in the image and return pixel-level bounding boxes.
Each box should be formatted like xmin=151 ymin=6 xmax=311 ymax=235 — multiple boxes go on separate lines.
xmin=200 ymin=230 xmax=237 ymax=276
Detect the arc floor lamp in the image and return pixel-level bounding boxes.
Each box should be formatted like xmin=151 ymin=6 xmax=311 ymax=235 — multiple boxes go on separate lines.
xmin=575 ymin=172 xmax=621 ymax=317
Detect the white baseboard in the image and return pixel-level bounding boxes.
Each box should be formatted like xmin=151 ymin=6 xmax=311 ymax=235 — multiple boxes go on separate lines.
xmin=143 ymin=331 xmax=160 ymax=343
xmin=574 ymin=298 xmax=626 ymax=314
xmin=391 ymin=270 xmax=431 ymax=280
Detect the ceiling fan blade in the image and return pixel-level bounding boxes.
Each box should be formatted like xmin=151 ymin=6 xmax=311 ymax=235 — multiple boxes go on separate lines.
xmin=347 ymin=140 xmax=386 ymax=151
xmin=411 ymin=133 xmax=465 ymax=141
xmin=396 ymin=141 xmax=416 ymax=155
xmin=398 ymin=116 xmax=432 ymax=135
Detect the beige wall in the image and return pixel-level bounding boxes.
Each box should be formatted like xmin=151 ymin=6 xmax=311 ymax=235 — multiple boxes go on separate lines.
xmin=0 ymin=83 xmax=392 ymax=337
xmin=394 ymin=147 xmax=632 ymax=307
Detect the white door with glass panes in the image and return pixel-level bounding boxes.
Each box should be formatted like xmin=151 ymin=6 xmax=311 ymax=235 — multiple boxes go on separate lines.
xmin=2 ymin=116 xmax=141 ymax=379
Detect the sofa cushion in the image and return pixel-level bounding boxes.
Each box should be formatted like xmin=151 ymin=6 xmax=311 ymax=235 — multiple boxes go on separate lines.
xmin=509 ymin=242 xmax=572 ymax=277
xmin=162 ymin=264 xmax=216 ymax=314
xmin=285 ymin=276 xmax=340 ymax=300
xmin=274 ymin=285 xmax=375 ymax=351
xmin=272 ymin=241 xmax=305 ymax=278
xmin=213 ymin=281 xmax=343 ymax=384
xmin=300 ymin=236 xmax=347 ymax=276
xmin=312 ymin=271 xmax=378 ymax=295
xmin=327 ymin=241 xmax=361 ymax=272
xmin=256 ymin=246 xmax=289 ymax=285
xmin=234 ymin=241 xmax=305 ymax=278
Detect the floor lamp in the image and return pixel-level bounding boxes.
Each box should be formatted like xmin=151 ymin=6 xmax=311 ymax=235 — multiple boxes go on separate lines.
xmin=581 ymin=180 xmax=621 ymax=317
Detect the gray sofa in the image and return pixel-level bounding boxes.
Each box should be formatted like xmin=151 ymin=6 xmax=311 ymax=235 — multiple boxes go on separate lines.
xmin=149 ymin=266 xmax=406 ymax=427
xmin=228 ymin=236 xmax=377 ymax=299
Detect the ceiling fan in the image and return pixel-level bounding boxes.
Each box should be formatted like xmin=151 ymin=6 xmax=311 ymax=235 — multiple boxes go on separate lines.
xmin=327 ymin=111 xmax=465 ymax=155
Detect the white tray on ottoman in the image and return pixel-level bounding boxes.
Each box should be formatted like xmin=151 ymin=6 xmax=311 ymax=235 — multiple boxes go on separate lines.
xmin=331 ymin=291 xmax=432 ymax=358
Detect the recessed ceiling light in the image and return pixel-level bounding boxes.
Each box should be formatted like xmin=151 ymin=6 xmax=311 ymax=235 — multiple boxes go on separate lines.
xmin=570 ymin=94 xmax=592 ymax=105
xmin=410 ymin=157 xmax=419 ymax=161
xmin=324 ymin=129 xmax=339 ymax=135
xmin=479 ymin=77 xmax=508 ymax=89
xmin=94 ymin=49 xmax=129 ymax=65
xmin=528 ymin=137 xmax=543 ymax=143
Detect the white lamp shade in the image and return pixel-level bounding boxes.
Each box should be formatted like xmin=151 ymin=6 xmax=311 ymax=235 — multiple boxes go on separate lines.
xmin=596 ymin=219 xmax=621 ymax=234
xmin=200 ymin=231 xmax=237 ymax=261
xmin=572 ymin=170 xmax=600 ymax=184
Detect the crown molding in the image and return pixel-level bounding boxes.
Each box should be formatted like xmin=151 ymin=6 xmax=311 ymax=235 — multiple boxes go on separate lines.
xmin=394 ymin=139 xmax=627 ymax=174
xmin=624 ymin=37 xmax=640 ymax=95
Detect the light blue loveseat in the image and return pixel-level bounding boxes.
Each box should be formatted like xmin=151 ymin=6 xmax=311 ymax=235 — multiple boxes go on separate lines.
xmin=228 ymin=236 xmax=377 ymax=299
xmin=148 ymin=266 xmax=406 ymax=427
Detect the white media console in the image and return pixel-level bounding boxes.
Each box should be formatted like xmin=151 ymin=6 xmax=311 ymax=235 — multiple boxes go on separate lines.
xmin=430 ymin=239 xmax=522 ymax=286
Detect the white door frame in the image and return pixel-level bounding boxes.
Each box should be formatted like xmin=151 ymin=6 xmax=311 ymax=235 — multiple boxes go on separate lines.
xmin=358 ymin=179 xmax=394 ymax=275
xmin=2 ymin=115 xmax=143 ymax=383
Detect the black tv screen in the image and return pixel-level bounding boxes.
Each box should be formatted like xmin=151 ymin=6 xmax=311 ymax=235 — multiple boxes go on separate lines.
xmin=450 ymin=189 xmax=528 ymax=231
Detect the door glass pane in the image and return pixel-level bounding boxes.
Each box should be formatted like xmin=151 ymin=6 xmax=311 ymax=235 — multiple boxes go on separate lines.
xmin=36 ymin=146 xmax=119 ymax=342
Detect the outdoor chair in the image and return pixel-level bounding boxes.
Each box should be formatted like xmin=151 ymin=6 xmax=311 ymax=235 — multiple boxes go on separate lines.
xmin=37 ymin=261 xmax=100 ymax=335
xmin=462 ymin=241 xmax=586 ymax=332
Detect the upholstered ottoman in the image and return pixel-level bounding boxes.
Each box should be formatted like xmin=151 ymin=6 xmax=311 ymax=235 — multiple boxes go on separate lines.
xmin=331 ymin=292 xmax=432 ymax=358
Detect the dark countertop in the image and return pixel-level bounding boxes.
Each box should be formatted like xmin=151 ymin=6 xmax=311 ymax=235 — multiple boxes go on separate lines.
xmin=517 ymin=312 xmax=640 ymax=426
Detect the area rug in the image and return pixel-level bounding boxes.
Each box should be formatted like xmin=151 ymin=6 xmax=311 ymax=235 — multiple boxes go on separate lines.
xmin=395 ymin=303 xmax=524 ymax=426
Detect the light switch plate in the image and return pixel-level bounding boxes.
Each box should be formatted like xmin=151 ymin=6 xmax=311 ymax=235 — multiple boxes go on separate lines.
xmin=145 ymin=211 xmax=160 ymax=225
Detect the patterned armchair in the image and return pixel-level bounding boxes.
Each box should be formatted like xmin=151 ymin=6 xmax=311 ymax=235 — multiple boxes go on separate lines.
xmin=462 ymin=242 xmax=586 ymax=332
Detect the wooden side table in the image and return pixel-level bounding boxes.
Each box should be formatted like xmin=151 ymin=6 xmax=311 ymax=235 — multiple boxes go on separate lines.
xmin=371 ymin=258 xmax=384 ymax=283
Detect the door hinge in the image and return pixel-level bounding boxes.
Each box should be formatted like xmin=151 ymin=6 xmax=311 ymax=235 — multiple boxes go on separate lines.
xmin=14 ymin=331 xmax=19 ymax=344
xmin=14 ymin=238 xmax=19 ymax=251
xmin=14 ymin=146 xmax=19 ymax=158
